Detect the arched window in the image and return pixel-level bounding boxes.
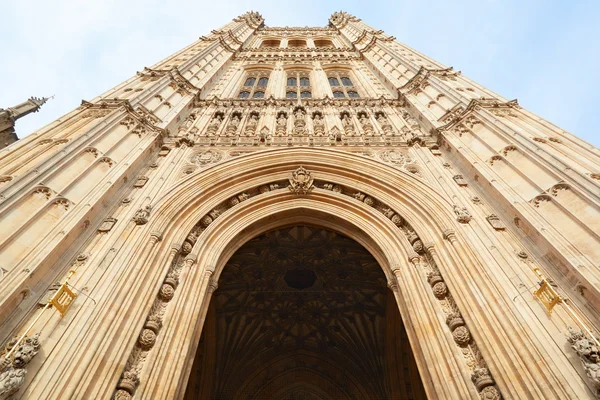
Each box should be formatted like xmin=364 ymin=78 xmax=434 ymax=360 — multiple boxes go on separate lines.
xmin=300 ymin=91 xmax=312 ymax=98
xmin=328 ymin=77 xmax=340 ymax=86
xmin=333 ymin=91 xmax=344 ymax=98
xmin=286 ymin=71 xmax=311 ymax=99
xmin=239 ymin=72 xmax=271 ymax=98
xmin=328 ymin=71 xmax=359 ymax=98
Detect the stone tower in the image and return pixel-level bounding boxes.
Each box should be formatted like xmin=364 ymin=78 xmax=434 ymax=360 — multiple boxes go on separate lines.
xmin=1 ymin=11 xmax=600 ymax=399
xmin=0 ymin=96 xmax=49 ymax=149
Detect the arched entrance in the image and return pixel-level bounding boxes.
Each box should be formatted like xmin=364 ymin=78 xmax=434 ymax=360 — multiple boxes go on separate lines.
xmin=183 ymin=225 xmax=426 ymax=399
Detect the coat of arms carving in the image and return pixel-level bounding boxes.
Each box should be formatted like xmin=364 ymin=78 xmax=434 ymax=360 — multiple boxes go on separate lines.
xmin=288 ymin=166 xmax=315 ymax=195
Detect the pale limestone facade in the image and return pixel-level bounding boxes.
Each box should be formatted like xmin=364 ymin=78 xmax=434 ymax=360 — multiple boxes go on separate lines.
xmin=0 ymin=10 xmax=599 ymax=399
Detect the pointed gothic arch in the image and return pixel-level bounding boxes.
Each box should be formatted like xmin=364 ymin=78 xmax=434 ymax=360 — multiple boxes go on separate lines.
xmin=92 ymin=147 xmax=564 ymax=399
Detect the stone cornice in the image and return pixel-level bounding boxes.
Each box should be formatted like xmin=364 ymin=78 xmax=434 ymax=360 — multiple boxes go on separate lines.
xmin=138 ymin=67 xmax=200 ymax=96
xmin=398 ymin=66 xmax=457 ymax=95
xmin=79 ymin=99 xmax=167 ymax=136
xmin=438 ymin=98 xmax=520 ymax=132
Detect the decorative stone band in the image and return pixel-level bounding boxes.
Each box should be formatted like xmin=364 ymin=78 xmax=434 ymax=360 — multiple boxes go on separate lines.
xmin=114 ymin=168 xmax=502 ymax=399
xmin=79 ymin=98 xmax=167 ymax=137
xmin=114 ymin=248 xmax=192 ymax=400
xmin=437 ymin=98 xmax=520 ymax=133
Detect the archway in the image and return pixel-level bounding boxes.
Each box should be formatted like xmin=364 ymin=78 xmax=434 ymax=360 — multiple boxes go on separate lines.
xmin=103 ymin=148 xmax=551 ymax=400
xmin=183 ymin=225 xmax=426 ymax=399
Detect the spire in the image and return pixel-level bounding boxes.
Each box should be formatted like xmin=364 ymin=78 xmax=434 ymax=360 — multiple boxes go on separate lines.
xmin=0 ymin=95 xmax=52 ymax=149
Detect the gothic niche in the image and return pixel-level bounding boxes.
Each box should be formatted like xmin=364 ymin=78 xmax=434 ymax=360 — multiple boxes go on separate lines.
xmin=292 ymin=106 xmax=307 ymax=136
xmin=312 ymin=111 xmax=325 ymax=136
xmin=243 ymin=111 xmax=259 ymax=136
xmin=357 ymin=110 xmax=374 ymax=135
xmin=184 ymin=226 xmax=427 ymax=400
xmin=206 ymin=111 xmax=224 ymax=136
xmin=276 ymin=111 xmax=288 ymax=136
xmin=225 ymin=111 xmax=242 ymax=137
xmin=340 ymin=110 xmax=356 ymax=136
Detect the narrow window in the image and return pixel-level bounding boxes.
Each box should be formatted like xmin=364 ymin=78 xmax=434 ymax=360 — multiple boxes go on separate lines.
xmin=238 ymin=91 xmax=250 ymax=98
xmin=287 ymin=77 xmax=297 ymax=86
xmin=300 ymin=91 xmax=312 ymax=98
xmin=244 ymin=77 xmax=256 ymax=86
xmin=253 ymin=91 xmax=265 ymax=98
xmin=286 ymin=91 xmax=297 ymax=98
xmin=333 ymin=91 xmax=344 ymax=98
xmin=257 ymin=77 xmax=268 ymax=87
xmin=300 ymin=77 xmax=310 ymax=86
xmin=347 ymin=91 xmax=359 ymax=98
xmin=341 ymin=77 xmax=353 ymax=86
xmin=328 ymin=77 xmax=340 ymax=86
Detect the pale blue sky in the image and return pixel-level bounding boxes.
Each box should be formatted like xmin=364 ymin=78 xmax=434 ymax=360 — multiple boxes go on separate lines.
xmin=2 ymin=0 xmax=599 ymax=146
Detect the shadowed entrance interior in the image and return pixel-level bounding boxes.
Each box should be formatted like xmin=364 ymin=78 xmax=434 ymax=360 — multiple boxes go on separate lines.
xmin=184 ymin=225 xmax=426 ymax=399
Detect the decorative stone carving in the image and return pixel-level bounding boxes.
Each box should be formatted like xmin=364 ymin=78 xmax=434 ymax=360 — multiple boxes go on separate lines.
xmin=288 ymin=167 xmax=314 ymax=195
xmin=566 ymin=327 xmax=600 ymax=397
xmin=190 ymin=150 xmax=222 ymax=166
xmin=244 ymin=112 xmax=259 ymax=136
xmin=138 ymin=329 xmax=157 ymax=350
xmin=453 ymin=205 xmax=472 ymax=223
xmin=446 ymin=312 xmax=466 ymax=331
xmin=432 ymin=282 xmax=448 ymax=299
xmin=0 ymin=368 xmax=26 ymax=398
xmin=159 ymin=284 xmax=175 ymax=301
xmin=486 ymin=214 xmax=505 ymax=230
xmin=322 ymin=182 xmax=342 ymax=193
xmin=341 ymin=113 xmax=355 ymax=136
xmin=225 ymin=113 xmax=241 ymax=136
xmin=118 ymin=371 xmax=140 ymax=394
xmin=471 ymin=368 xmax=495 ymax=391
xmin=0 ymin=334 xmax=41 ymax=398
xmin=375 ymin=112 xmax=393 ymax=135
xmin=133 ymin=206 xmax=152 ymax=225
xmin=206 ymin=113 xmax=223 ymax=136
xmin=98 ymin=217 xmax=117 ymax=233
xmin=453 ymin=175 xmax=468 ymax=187
xmin=134 ymin=176 xmax=148 ymax=188
xmin=452 ymin=326 xmax=471 ymax=346
xmin=358 ymin=112 xmax=374 ymax=135
xmin=292 ymin=107 xmax=307 ymax=136
xmin=276 ymin=112 xmax=288 ymax=136
xmin=312 ymin=112 xmax=325 ymax=136
xmin=178 ymin=113 xmax=196 ymax=133
xmin=479 ymin=386 xmax=502 ymax=400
